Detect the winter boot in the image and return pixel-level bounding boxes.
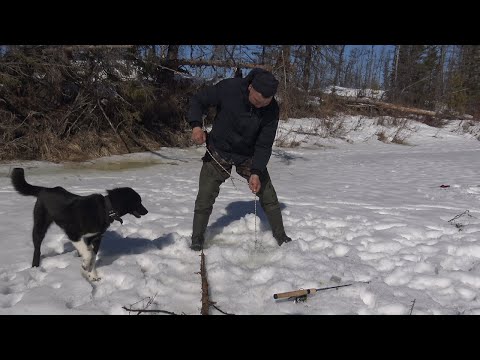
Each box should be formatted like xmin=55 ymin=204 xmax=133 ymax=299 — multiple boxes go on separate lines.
xmin=190 ymin=213 xmax=210 ymax=251
xmin=273 ymin=232 xmax=292 ymax=246
xmin=265 ymin=207 xmax=292 ymax=246
xmin=190 ymin=236 xmax=204 ymax=251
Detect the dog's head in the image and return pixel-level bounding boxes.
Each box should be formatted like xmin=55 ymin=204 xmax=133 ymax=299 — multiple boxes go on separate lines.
xmin=107 ymin=187 xmax=148 ymax=219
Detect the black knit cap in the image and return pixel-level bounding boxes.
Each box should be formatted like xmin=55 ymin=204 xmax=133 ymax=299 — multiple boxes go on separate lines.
xmin=251 ymin=69 xmax=279 ymax=97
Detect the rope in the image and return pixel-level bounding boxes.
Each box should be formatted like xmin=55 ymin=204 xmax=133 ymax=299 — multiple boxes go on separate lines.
xmin=205 ymin=145 xmax=243 ymax=189
xmin=254 ymin=191 xmax=258 ymax=248
xmin=201 ymin=122 xmax=259 ymax=248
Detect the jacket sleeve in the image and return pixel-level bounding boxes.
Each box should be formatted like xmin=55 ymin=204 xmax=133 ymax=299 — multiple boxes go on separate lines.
xmin=187 ymin=81 xmax=223 ymax=129
xmin=251 ymin=104 xmax=279 ymax=175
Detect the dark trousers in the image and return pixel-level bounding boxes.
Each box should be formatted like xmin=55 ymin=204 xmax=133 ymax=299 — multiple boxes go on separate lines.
xmin=192 ymin=153 xmax=286 ymax=244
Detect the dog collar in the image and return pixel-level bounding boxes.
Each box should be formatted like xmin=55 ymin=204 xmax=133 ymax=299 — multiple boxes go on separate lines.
xmin=104 ymin=195 xmax=123 ymax=224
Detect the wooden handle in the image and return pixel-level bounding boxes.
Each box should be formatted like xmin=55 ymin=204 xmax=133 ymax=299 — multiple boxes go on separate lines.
xmin=273 ymin=288 xmax=317 ymax=299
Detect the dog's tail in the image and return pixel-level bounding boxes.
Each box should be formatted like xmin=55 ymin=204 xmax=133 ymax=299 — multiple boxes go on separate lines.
xmin=11 ymin=168 xmax=43 ymax=197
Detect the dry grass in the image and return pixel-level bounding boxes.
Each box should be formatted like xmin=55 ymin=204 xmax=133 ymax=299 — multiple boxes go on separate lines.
xmin=0 ymin=126 xmax=189 ymax=163
xmin=374 ymin=118 xmax=411 ymax=146
xmin=275 ymin=135 xmax=301 ymax=148
xmin=376 ymin=131 xmax=389 ymax=143
xmin=391 ymin=130 xmax=410 ymax=145
xmin=0 ymin=47 xmax=198 ymax=163
xmin=278 ymin=89 xmax=339 ymax=120
xmin=422 ymin=116 xmax=447 ymax=128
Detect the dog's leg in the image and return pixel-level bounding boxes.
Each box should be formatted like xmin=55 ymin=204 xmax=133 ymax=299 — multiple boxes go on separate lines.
xmin=86 ymin=234 xmax=102 ymax=281
xmin=32 ymin=202 xmax=52 ymax=267
xmin=72 ymin=238 xmax=100 ymax=282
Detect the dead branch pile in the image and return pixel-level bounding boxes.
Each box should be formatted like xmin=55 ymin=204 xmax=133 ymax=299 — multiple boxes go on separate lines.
xmin=0 ymin=46 xmax=197 ymax=161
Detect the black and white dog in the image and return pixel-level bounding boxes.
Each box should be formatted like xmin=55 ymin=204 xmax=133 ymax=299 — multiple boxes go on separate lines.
xmin=11 ymin=167 xmax=148 ymax=281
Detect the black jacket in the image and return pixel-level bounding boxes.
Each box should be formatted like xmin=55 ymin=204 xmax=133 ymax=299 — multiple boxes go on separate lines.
xmin=187 ymin=70 xmax=280 ymax=175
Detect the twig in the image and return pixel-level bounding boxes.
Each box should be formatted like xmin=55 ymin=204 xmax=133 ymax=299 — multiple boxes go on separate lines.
xmin=64 ymin=106 xmax=88 ymax=138
xmin=282 ymin=49 xmax=289 ymax=119
xmin=200 ymin=250 xmax=210 ymax=315
xmin=97 ymin=99 xmax=131 ymax=153
xmin=174 ymin=58 xmax=269 ymax=71
xmin=40 ymin=45 xmax=135 ymax=53
xmin=144 ymin=294 xmax=157 ymax=311
xmin=122 ymin=306 xmax=179 ymax=315
xmin=409 ymin=299 xmax=416 ymax=315
xmin=210 ymin=302 xmax=235 ymax=315
xmin=123 ymin=128 xmax=156 ymax=153
xmin=123 ymin=294 xmax=159 ymax=315
xmin=448 ymin=210 xmax=472 ymax=223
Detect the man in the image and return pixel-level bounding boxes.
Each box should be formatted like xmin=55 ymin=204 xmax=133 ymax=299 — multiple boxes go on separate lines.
xmin=187 ymin=67 xmax=292 ymax=251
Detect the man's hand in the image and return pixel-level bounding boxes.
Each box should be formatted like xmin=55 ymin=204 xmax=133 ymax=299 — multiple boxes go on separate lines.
xmin=192 ymin=127 xmax=206 ymax=145
xmin=248 ymin=174 xmax=261 ymax=193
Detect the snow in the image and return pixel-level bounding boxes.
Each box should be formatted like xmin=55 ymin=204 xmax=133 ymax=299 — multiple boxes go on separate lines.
xmin=1 ymin=116 xmax=479 ymax=315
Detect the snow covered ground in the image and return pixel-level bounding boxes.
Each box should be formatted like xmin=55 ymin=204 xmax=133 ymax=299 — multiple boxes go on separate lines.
xmin=0 ymin=117 xmax=479 ymax=315
xmin=323 ymin=85 xmax=385 ymax=99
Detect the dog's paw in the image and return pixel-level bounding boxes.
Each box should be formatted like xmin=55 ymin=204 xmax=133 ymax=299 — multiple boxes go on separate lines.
xmin=89 ymin=274 xmax=102 ymax=282
xmin=81 ymin=269 xmax=101 ymax=282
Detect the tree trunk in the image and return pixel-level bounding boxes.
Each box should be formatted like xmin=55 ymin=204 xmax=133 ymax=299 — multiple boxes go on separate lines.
xmin=164 ymin=45 xmax=180 ymax=82
xmin=333 ymin=45 xmax=345 ymax=91
xmin=175 ymin=58 xmax=269 ymax=70
xmin=302 ymin=45 xmax=312 ymax=91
